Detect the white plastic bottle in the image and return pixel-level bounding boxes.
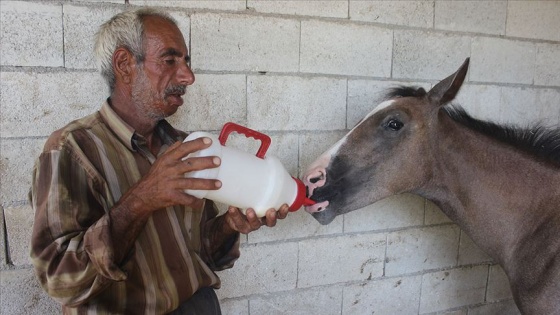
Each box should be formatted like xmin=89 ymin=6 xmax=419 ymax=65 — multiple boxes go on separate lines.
xmin=182 ymin=123 xmax=315 ymax=217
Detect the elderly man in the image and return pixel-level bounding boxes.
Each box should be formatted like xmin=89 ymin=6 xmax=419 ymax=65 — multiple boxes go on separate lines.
xmin=30 ymin=7 xmax=289 ymax=314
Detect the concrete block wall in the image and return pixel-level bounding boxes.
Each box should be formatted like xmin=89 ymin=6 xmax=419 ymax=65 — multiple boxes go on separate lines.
xmin=1 ymin=1 xmax=559 ymax=314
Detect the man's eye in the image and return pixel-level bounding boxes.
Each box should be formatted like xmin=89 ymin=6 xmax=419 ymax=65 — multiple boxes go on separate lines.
xmin=164 ymin=59 xmax=176 ymax=65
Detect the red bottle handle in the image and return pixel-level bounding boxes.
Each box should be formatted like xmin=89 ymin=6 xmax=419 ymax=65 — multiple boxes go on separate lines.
xmin=218 ymin=122 xmax=271 ymax=159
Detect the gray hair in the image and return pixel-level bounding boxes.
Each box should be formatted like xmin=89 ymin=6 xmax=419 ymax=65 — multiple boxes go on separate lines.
xmin=93 ymin=8 xmax=177 ymax=91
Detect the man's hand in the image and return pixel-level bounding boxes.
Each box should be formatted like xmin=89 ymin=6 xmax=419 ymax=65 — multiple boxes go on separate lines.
xmin=223 ymin=204 xmax=290 ymax=234
xmin=107 ymin=137 xmax=221 ymax=264
xmin=131 ymin=137 xmax=222 ymax=214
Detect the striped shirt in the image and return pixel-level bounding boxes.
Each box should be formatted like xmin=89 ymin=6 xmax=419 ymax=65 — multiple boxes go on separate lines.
xmin=30 ymin=101 xmax=240 ymax=314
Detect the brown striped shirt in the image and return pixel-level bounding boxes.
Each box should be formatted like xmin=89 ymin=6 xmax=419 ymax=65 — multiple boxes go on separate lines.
xmin=30 ymin=101 xmax=240 ymax=314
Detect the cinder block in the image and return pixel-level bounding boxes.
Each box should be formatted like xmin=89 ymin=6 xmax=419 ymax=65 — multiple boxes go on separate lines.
xmin=342 ymin=276 xmax=421 ymax=314
xmin=535 ymin=43 xmax=560 ymax=87
xmin=420 ymin=266 xmax=488 ymax=313
xmin=218 ymin=299 xmax=248 ymax=315
xmin=249 ymin=209 xmax=342 ymax=244
xmin=0 ymin=71 xmax=108 ymax=138
xmin=386 ymin=225 xmax=460 ymax=276
xmin=250 ymin=286 xmax=342 ymax=315
xmin=298 ymin=130 xmax=349 ymax=177
xmin=191 ymin=13 xmax=299 ymax=72
xmin=349 ymin=0 xmax=433 ymax=28
xmin=4 ymin=204 xmax=34 ymax=266
xmin=0 ymin=138 xmax=45 ymax=205
xmin=300 ymin=20 xmax=392 ymax=77
xmin=0 ymin=1 xmax=63 ymax=67
xmin=536 ymin=89 xmax=560 ymax=127
xmin=393 ymin=30 xmax=471 ymax=81
xmin=454 ymin=84 xmax=502 ymax=122
xmin=435 ymin=1 xmax=507 ymax=35
xmin=457 ymin=231 xmax=492 ymax=266
xmin=168 ymin=74 xmax=246 ymax=131
xmin=498 ymin=87 xmax=540 ymax=126
xmin=470 ymin=37 xmax=535 ymax=85
xmin=486 ymin=264 xmax=513 ymax=302
xmin=348 ymin=80 xmax=431 ymax=128
xmin=424 ymin=199 xmax=453 ymax=225
xmin=468 ymin=299 xmax=521 ymax=315
xmin=130 ymin=0 xmax=246 ymax=11
xmin=63 ymin=5 xmax=124 ymax=70
xmin=215 ymin=242 xmax=298 ymax=299
xmin=265 ymin=133 xmax=299 ymax=175
xmin=343 ymin=194 xmax=425 ymax=233
xmin=506 ymin=1 xmax=560 ymax=41
xmin=248 ymin=0 xmax=347 ymax=18
xmin=0 ymin=268 xmax=60 ymax=314
xmin=298 ymin=233 xmax=386 ymax=288
xmin=247 ymin=76 xmax=346 ymax=131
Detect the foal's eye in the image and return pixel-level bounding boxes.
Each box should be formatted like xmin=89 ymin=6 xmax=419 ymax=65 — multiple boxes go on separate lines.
xmin=386 ymin=119 xmax=404 ymax=131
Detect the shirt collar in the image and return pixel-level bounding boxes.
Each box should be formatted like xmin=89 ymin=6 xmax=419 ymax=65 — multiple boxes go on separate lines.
xmin=99 ymin=100 xmax=185 ymax=152
xmin=99 ymin=100 xmax=136 ymax=151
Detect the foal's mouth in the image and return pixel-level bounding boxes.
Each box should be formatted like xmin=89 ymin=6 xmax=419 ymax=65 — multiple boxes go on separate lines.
xmin=304 ymin=187 xmax=339 ymax=213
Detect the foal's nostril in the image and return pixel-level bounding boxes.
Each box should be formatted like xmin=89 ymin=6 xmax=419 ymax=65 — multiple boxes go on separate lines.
xmin=309 ymin=172 xmax=325 ymax=184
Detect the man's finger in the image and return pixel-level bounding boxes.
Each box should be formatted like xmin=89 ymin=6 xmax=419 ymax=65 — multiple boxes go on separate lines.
xmin=245 ymin=209 xmax=263 ymax=230
xmin=180 ymin=156 xmax=221 ymax=173
xmin=170 ymin=137 xmax=213 ymax=160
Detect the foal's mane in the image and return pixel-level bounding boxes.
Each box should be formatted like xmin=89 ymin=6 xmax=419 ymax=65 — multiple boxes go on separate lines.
xmin=385 ymin=86 xmax=560 ymax=166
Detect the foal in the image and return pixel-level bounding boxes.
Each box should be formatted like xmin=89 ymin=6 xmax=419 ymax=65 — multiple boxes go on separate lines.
xmin=303 ymin=59 xmax=560 ymax=314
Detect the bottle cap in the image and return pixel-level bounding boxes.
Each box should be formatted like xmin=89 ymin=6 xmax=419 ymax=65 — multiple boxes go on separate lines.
xmin=289 ymin=177 xmax=316 ymax=211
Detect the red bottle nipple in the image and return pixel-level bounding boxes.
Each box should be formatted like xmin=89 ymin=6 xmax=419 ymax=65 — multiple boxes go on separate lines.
xmin=290 ymin=177 xmax=317 ymax=212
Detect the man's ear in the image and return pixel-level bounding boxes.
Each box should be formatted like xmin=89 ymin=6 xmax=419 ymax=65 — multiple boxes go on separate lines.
xmin=113 ymin=47 xmax=135 ymax=85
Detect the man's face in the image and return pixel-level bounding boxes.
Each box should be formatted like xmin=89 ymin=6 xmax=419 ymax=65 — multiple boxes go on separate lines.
xmin=131 ymin=16 xmax=195 ymax=120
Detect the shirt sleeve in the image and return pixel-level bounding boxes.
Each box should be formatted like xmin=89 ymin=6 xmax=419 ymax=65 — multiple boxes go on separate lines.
xmin=30 ymin=145 xmax=128 ymax=307
xmin=199 ymin=201 xmax=241 ymax=271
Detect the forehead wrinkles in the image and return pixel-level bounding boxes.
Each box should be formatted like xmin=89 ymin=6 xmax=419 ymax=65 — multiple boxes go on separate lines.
xmin=143 ymin=18 xmax=186 ymax=54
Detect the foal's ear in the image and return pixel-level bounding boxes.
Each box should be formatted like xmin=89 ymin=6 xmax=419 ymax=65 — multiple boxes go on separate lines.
xmin=427 ymin=58 xmax=469 ymax=106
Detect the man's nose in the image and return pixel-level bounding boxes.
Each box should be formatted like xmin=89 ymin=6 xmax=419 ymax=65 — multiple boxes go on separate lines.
xmin=177 ymin=61 xmax=195 ymax=85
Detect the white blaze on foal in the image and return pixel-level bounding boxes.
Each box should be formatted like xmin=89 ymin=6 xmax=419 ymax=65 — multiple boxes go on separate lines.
xmin=303 ymin=100 xmax=395 ymax=213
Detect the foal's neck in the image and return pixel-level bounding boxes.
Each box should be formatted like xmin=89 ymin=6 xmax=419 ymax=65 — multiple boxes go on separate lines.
xmin=419 ymin=116 xmax=560 ymax=265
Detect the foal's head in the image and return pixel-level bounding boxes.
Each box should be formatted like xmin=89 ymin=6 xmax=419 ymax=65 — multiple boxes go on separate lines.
xmin=303 ymin=58 xmax=470 ymax=225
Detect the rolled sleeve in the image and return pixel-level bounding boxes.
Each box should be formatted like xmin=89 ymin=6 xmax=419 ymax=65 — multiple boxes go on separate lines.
xmin=83 ymin=214 xmax=129 ymax=281
xmin=199 ymin=201 xmax=240 ymax=271
xmin=30 ymin=147 xmax=125 ymax=306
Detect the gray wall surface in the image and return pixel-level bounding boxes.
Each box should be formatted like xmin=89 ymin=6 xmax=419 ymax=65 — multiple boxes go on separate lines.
xmin=1 ymin=0 xmax=559 ymax=314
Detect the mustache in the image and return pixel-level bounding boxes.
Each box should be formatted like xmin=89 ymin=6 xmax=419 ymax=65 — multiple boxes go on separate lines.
xmin=165 ymin=85 xmax=186 ymax=96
